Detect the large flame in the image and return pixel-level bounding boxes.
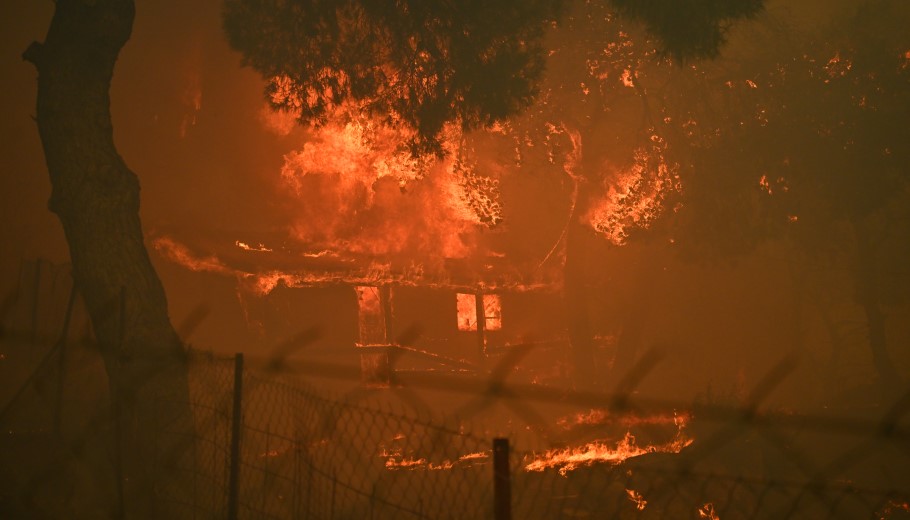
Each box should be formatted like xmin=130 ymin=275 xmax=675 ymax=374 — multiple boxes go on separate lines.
xmin=588 ymin=134 xmax=681 ymax=245
xmin=456 ymin=293 xmax=502 ymax=332
xmin=278 ymin=110 xmax=502 ymax=261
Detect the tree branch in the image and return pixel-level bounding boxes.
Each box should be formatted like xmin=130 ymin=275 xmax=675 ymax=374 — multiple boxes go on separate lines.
xmin=22 ymin=41 xmax=44 ymax=68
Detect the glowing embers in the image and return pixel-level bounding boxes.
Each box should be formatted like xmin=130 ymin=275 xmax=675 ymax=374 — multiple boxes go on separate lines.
xmin=824 ymin=51 xmax=852 ymax=80
xmin=380 ymin=448 xmax=490 ymax=471
xmin=379 ymin=433 xmax=489 ymax=471
xmin=456 ymin=293 xmax=502 ymax=332
xmin=879 ymin=500 xmax=910 ymax=518
xmin=556 ymin=408 xmax=691 ymax=430
xmin=758 ymin=174 xmax=789 ymax=196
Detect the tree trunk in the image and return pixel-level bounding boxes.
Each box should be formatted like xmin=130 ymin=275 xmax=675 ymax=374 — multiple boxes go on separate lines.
xmin=853 ymin=225 xmax=900 ymax=390
xmin=25 ymin=1 xmax=194 ymax=517
xmin=564 ymin=187 xmax=597 ymax=389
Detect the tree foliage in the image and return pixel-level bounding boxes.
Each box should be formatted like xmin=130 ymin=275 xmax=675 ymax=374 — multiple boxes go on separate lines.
xmin=223 ymin=0 xmax=770 ymax=154
xmin=611 ymin=0 xmax=764 ymax=62
xmin=223 ymin=0 xmax=563 ymax=154
xmin=668 ymin=1 xmax=910 ymax=260
xmin=657 ymin=0 xmax=910 ymax=386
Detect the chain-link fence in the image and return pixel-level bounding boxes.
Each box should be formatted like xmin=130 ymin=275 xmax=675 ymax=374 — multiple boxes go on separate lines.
xmin=2 ymin=265 xmax=909 ymax=519
xmin=4 ymin=341 xmax=910 ymax=519
xmin=130 ymin=349 xmax=909 ymax=520
xmin=164 ymin=352 xmax=498 ymax=519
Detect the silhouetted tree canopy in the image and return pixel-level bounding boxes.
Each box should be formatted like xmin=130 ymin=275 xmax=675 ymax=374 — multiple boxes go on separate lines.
xmin=223 ymin=0 xmax=765 ymax=154
xmin=611 ymin=0 xmax=764 ymax=61
xmin=656 ymin=0 xmax=910 ymax=386
xmin=223 ymin=0 xmax=564 ymax=154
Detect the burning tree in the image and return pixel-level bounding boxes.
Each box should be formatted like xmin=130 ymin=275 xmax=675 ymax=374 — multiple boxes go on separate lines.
xmin=222 ymin=0 xmax=765 ymax=387
xmin=489 ymin=0 xmax=908 ymax=395
xmin=23 ymin=0 xmax=559 ymax=515
xmin=22 ymin=0 xmax=770 ymax=514
xmin=222 ymin=0 xmax=564 ymax=155
xmin=466 ymin=1 xmax=760 ymax=385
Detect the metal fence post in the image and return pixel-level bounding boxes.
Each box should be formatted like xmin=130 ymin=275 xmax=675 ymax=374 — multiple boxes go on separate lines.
xmin=493 ymin=437 xmax=511 ymax=520
xmin=228 ymin=353 xmax=244 ymax=520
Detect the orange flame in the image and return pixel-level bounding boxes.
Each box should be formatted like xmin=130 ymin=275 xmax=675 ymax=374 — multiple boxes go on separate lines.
xmin=380 ymin=448 xmax=489 ymax=471
xmin=155 ymin=234 xmax=552 ymax=296
xmin=589 ymin=134 xmax=681 ymax=245
xmin=557 ymin=409 xmax=691 ymax=430
xmin=698 ymin=502 xmax=720 ymax=520
xmin=278 ymin=113 xmax=501 ymax=260
xmin=152 ymin=236 xmax=233 ymax=275
xmin=235 ymin=240 xmax=272 ymax=252
xmin=626 ymin=488 xmax=647 ymax=510
xmin=456 ymin=293 xmax=502 ymax=331
xmin=524 ymin=431 xmax=693 ymax=476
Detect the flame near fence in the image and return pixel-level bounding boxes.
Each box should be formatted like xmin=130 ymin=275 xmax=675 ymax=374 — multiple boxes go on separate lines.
xmin=136 ymin=350 xmax=910 ymax=520
xmin=4 ymin=339 xmax=910 ymax=519
xmin=2 ymin=265 xmax=909 ymax=519
xmin=179 ymin=352 xmax=499 ymax=519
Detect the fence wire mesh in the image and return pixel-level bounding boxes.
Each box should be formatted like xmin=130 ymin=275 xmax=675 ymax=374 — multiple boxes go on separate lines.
xmin=129 ymin=350 xmax=910 ymax=520
xmin=240 ymin=365 xmax=500 ymax=519
xmin=2 ymin=267 xmax=909 ymax=519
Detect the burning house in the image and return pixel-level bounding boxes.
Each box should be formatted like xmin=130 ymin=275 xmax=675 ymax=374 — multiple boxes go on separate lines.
xmin=156 ymin=229 xmax=574 ymax=386
xmin=149 ymin=112 xmax=602 ymax=386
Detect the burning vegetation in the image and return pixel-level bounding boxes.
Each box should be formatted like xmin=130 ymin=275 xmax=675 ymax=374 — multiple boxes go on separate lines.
xmin=524 ymin=431 xmax=693 ymax=476
xmin=525 ymin=409 xmax=693 ymax=475
xmin=7 ymin=0 xmax=910 ymax=518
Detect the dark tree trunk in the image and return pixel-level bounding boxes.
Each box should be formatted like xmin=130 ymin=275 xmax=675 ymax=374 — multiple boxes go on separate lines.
xmin=854 ymin=225 xmax=900 ymax=390
xmin=564 ymin=186 xmax=597 ymax=389
xmin=25 ymin=1 xmax=194 ymax=517
xmin=611 ymin=301 xmax=645 ymax=384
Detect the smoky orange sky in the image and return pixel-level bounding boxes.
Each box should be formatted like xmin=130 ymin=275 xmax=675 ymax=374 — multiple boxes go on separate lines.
xmin=2 ymin=0 xmax=899 ymax=405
